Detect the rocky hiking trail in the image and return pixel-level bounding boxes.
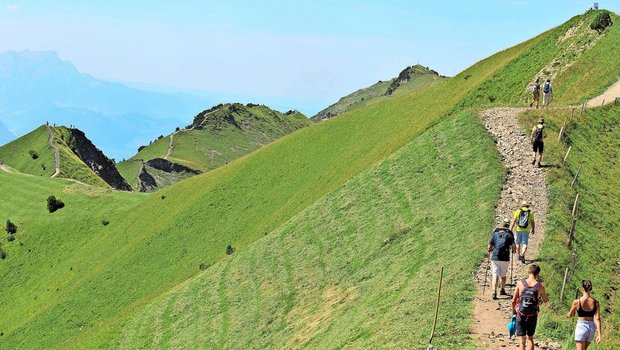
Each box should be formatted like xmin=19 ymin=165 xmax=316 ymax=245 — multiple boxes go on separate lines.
xmin=471 ymin=108 xmax=561 ymax=350
xmin=47 ymin=125 xmax=61 ymax=178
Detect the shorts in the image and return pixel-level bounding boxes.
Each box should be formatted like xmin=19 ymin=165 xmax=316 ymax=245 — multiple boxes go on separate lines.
xmin=491 ymin=260 xmax=509 ymax=277
xmin=516 ymin=314 xmax=538 ymax=337
xmin=532 ymin=141 xmax=544 ymax=153
xmin=575 ymin=320 xmax=596 ymax=342
xmin=515 ymin=231 xmax=530 ymax=245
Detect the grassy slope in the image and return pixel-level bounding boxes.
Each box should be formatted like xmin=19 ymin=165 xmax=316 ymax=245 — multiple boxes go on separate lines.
xmin=520 ymin=105 xmax=620 ymax=350
xmin=2 ymin=11 xmax=619 ymax=350
xmin=117 ymin=105 xmax=311 ymax=189
xmin=312 ymin=66 xmax=442 ymax=120
xmin=0 ymin=126 xmax=112 ymax=188
xmin=0 ymin=172 xmax=146 ymax=342
xmin=119 ymin=111 xmax=503 ymax=350
xmin=0 ymin=126 xmax=56 ymax=177
xmin=0 ymin=32 xmax=535 ymax=349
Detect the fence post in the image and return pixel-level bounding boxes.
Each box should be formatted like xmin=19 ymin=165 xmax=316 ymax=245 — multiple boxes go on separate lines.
xmin=602 ymin=99 xmax=605 ymax=106
xmin=560 ymin=266 xmax=570 ymax=301
xmin=564 ymin=146 xmax=572 ymax=162
xmin=428 ymin=267 xmax=443 ymax=348
xmin=558 ymin=116 xmax=567 ymax=141
xmin=571 ymin=165 xmax=582 ymax=188
xmin=570 ymin=108 xmax=575 ymax=122
xmin=572 ymin=193 xmax=580 ymax=219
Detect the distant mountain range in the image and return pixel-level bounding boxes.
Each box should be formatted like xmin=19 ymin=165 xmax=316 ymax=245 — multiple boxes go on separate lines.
xmin=0 ymin=50 xmax=212 ymax=160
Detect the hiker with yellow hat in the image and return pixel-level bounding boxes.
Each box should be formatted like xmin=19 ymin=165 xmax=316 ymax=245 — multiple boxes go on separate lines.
xmin=510 ymin=201 xmax=535 ymax=263
xmin=530 ymin=118 xmax=545 ymax=167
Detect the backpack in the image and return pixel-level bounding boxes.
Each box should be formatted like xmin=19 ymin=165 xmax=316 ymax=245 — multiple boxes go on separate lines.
xmin=518 ymin=280 xmax=542 ymax=316
xmin=517 ymin=209 xmax=531 ymax=228
xmin=532 ymin=83 xmax=539 ymax=93
xmin=493 ymin=230 xmax=513 ymax=257
xmin=533 ymin=126 xmax=543 ymax=142
xmin=543 ymin=82 xmax=551 ymax=93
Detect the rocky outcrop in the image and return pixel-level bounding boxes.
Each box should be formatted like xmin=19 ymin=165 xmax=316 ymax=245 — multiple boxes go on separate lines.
xmin=385 ymin=65 xmax=439 ymax=96
xmin=135 ymin=158 xmax=202 ymax=192
xmin=65 ymin=128 xmax=132 ymax=191
xmin=146 ymin=158 xmax=201 ymax=175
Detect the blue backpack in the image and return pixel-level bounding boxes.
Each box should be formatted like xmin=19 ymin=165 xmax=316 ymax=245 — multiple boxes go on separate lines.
xmin=543 ymin=82 xmax=551 ymax=93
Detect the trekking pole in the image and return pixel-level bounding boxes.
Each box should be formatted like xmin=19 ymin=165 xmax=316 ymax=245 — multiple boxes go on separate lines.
xmin=482 ymin=252 xmax=491 ymax=295
xmin=510 ymin=249 xmax=514 ymax=291
xmin=427 ymin=266 xmax=444 ymax=350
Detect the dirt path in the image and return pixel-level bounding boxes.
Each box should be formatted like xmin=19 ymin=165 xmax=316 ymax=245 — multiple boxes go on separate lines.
xmin=164 ymin=132 xmax=175 ymax=160
xmin=47 ymin=125 xmax=61 ymax=178
xmin=471 ymin=108 xmax=560 ymax=349
xmin=588 ymin=78 xmax=620 ymax=107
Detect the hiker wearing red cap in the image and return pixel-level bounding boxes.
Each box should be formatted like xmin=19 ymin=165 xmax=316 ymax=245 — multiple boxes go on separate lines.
xmin=512 ymin=264 xmax=549 ymax=350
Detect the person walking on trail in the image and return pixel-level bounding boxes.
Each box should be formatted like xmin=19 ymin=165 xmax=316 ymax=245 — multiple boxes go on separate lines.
xmin=512 ymin=264 xmax=549 ymax=350
xmin=487 ymin=218 xmax=516 ymax=300
xmin=566 ymin=280 xmax=602 ymax=349
xmin=530 ymin=118 xmax=545 ymax=167
xmin=529 ymin=78 xmax=541 ymax=109
xmin=510 ymin=201 xmax=535 ymax=264
xmin=542 ymin=79 xmax=553 ymax=107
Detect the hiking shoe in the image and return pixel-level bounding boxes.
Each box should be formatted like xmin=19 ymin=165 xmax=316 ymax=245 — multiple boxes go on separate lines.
xmin=500 ymin=288 xmax=507 ymax=296
xmin=537 ymin=162 xmax=542 ymax=168
xmin=492 ymin=292 xmax=498 ymax=300
xmin=532 ymin=159 xmax=536 ymax=165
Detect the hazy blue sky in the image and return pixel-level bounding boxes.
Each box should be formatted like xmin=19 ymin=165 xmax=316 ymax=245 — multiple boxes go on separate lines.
xmin=1 ymin=0 xmax=617 ymax=114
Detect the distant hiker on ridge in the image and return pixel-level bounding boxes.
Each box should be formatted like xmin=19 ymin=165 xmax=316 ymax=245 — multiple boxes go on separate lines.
xmin=542 ymin=79 xmax=553 ymax=107
xmin=530 ymin=118 xmax=545 ymax=167
xmin=529 ymin=78 xmax=541 ymax=109
xmin=512 ymin=264 xmax=549 ymax=350
xmin=487 ymin=218 xmax=516 ymax=300
xmin=566 ymin=280 xmax=602 ymax=349
xmin=510 ymin=201 xmax=535 ymax=263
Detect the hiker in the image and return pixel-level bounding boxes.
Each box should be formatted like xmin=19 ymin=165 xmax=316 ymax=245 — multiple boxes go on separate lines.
xmin=487 ymin=218 xmax=516 ymax=299
xmin=512 ymin=264 xmax=549 ymax=350
xmin=510 ymin=201 xmax=535 ymax=263
xmin=566 ymin=280 xmax=602 ymax=349
xmin=530 ymin=118 xmax=545 ymax=167
xmin=529 ymin=78 xmax=541 ymax=109
xmin=542 ymin=79 xmax=553 ymax=107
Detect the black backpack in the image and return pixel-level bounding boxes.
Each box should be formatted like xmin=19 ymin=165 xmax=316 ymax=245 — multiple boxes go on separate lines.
xmin=533 ymin=126 xmax=544 ymax=142
xmin=493 ymin=229 xmax=512 ymax=256
xmin=517 ymin=209 xmax=531 ymax=228
xmin=518 ymin=280 xmax=542 ymax=316
xmin=543 ymin=82 xmax=551 ymax=93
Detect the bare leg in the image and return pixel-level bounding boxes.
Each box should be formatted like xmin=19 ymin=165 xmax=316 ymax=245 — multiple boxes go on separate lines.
xmin=576 ymin=341 xmax=585 ymax=350
xmin=521 ymin=244 xmax=528 ymax=260
xmin=519 ymin=336 xmax=526 ymax=350
xmin=491 ymin=275 xmax=498 ymax=294
xmin=500 ymin=276 xmax=507 ymax=290
xmin=527 ymin=336 xmax=535 ymax=350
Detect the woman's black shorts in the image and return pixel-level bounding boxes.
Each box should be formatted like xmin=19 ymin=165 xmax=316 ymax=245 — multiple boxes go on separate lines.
xmin=533 ymin=141 xmax=544 ymax=153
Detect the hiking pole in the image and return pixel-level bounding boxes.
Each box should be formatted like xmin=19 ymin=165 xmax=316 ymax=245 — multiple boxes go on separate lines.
xmin=427 ymin=266 xmax=444 ymax=350
xmin=482 ymin=252 xmax=491 ymax=295
xmin=510 ymin=249 xmax=514 ymax=292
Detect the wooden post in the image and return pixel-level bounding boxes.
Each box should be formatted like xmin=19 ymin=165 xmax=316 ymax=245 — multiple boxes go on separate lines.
xmin=570 ymin=108 xmax=575 ymax=122
xmin=560 ymin=266 xmax=570 ymax=301
xmin=558 ymin=116 xmax=567 ymax=141
xmin=572 ymin=193 xmax=580 ymax=219
xmin=428 ymin=267 xmax=444 ymax=347
xmin=569 ymin=218 xmax=577 ymax=246
xmin=564 ymin=146 xmax=572 ymax=162
xmin=571 ymin=165 xmax=582 ymax=188
xmin=602 ymin=99 xmax=605 ymax=106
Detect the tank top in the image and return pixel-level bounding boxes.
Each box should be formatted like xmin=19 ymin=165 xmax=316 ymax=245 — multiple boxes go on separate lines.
xmin=577 ymin=298 xmax=597 ymax=317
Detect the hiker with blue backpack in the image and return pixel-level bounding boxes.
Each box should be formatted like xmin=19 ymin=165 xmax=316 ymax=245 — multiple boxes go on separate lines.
xmin=542 ymin=79 xmax=553 ymax=107
xmin=510 ymin=201 xmax=536 ymax=264
xmin=512 ymin=264 xmax=549 ymax=350
xmin=487 ymin=218 xmax=516 ymax=300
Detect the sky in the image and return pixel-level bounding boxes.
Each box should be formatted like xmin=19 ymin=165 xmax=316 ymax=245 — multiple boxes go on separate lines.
xmin=0 ymin=0 xmax=617 ymax=115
